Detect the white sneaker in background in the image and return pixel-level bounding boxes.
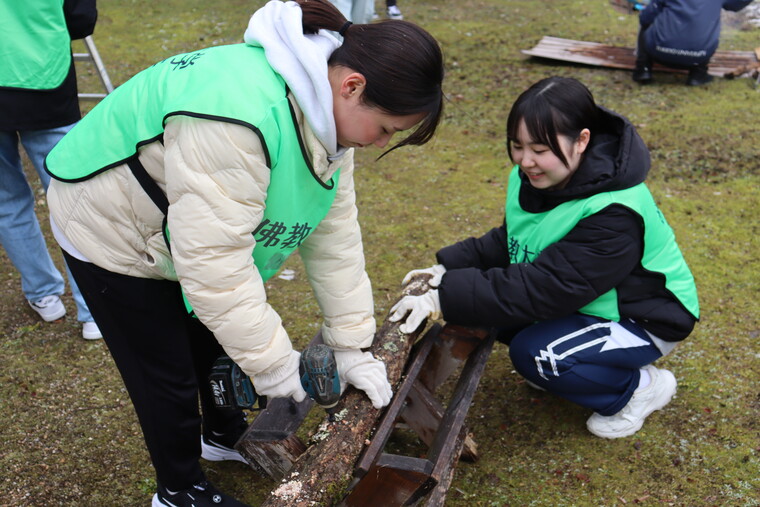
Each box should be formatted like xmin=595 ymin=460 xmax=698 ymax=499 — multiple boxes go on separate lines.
xmin=387 ymin=5 xmax=403 ymax=19
xmin=586 ymin=365 xmax=677 ymax=439
xmin=82 ymin=321 xmax=103 ymax=340
xmin=28 ymin=295 xmax=66 ymax=322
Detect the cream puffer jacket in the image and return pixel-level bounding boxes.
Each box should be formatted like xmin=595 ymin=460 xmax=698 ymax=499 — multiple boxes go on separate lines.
xmin=47 ymin=96 xmax=375 ymax=377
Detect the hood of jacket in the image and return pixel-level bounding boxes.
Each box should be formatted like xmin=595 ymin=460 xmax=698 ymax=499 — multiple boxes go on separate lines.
xmin=243 ymin=0 xmax=342 ymax=156
xmin=518 ymin=106 xmax=651 ymax=213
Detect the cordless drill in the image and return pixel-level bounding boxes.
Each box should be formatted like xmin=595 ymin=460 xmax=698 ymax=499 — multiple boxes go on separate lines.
xmin=299 ymin=344 xmax=341 ymax=421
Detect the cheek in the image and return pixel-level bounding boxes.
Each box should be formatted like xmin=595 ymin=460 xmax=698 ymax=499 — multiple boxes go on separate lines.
xmin=511 ymin=150 xmax=523 ymax=163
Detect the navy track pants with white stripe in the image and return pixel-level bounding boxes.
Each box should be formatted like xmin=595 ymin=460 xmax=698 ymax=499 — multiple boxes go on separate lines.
xmin=508 ymin=314 xmax=664 ymax=416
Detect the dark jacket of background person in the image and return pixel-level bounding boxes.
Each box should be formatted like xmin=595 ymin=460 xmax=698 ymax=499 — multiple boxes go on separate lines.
xmin=639 ymin=0 xmax=754 ymax=66
xmin=434 ymin=107 xmax=698 ymax=343
xmin=0 ymin=0 xmax=98 ymax=131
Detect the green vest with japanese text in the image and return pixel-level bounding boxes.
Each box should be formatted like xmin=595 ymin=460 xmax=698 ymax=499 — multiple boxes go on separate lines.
xmin=46 ymin=44 xmax=341 ymax=299
xmin=505 ymin=166 xmax=699 ymax=321
xmin=0 ymin=0 xmax=71 ymax=89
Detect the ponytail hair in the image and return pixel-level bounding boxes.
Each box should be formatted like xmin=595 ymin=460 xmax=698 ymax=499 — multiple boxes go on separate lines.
xmin=506 ymin=76 xmax=599 ymax=168
xmin=294 ymin=0 xmax=445 ymax=154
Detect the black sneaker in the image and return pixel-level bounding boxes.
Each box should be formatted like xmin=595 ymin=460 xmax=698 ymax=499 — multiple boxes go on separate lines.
xmin=152 ymin=480 xmax=250 ymax=506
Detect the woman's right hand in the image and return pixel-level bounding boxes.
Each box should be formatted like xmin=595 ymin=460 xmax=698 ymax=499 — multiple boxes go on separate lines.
xmin=251 ymin=350 xmax=307 ymax=402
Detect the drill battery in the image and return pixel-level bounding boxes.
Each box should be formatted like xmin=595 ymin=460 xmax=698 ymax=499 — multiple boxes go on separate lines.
xmin=209 ymin=354 xmax=257 ymax=410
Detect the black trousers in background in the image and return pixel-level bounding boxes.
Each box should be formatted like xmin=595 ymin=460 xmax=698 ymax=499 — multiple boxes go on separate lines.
xmin=64 ymin=252 xmax=246 ymax=490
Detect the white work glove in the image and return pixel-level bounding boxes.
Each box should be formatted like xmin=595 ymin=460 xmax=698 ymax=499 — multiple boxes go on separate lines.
xmin=251 ymin=350 xmax=307 ymax=402
xmin=388 ymin=289 xmax=442 ymax=334
xmin=333 ymin=349 xmax=393 ymax=409
xmin=401 ymin=264 xmax=446 ymax=288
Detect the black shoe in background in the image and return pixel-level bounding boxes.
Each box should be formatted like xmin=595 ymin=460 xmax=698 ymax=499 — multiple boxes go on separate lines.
xmin=686 ymin=64 xmax=713 ymax=86
xmin=632 ymin=64 xmax=653 ymax=84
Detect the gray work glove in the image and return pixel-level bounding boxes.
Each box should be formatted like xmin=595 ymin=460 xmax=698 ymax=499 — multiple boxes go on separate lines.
xmin=401 ymin=264 xmax=446 ymax=287
xmin=333 ymin=349 xmax=393 ymax=409
xmin=388 ymin=289 xmax=442 ymax=334
xmin=252 ymin=350 xmax=307 ymax=402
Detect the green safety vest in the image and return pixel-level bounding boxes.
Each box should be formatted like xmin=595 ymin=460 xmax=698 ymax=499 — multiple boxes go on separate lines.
xmin=505 ymin=166 xmax=699 ymax=321
xmin=47 ymin=44 xmax=341 ymax=308
xmin=0 ymin=0 xmax=72 ymax=89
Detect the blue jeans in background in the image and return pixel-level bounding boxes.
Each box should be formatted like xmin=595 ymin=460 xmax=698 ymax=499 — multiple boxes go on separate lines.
xmin=0 ymin=124 xmax=93 ymax=323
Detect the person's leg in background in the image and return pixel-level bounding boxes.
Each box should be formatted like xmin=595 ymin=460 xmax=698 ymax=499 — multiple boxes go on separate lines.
xmin=349 ymin=0 xmax=375 ymax=23
xmin=633 ymin=22 xmax=654 ymax=83
xmin=64 ymin=252 xmax=249 ymax=506
xmin=509 ymin=314 xmax=677 ymax=439
xmin=0 ymin=129 xmax=67 ymax=321
xmin=20 ymin=125 xmax=102 ymax=339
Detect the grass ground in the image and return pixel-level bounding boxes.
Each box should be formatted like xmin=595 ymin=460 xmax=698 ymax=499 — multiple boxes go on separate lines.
xmin=1 ymin=0 xmax=758 ymax=505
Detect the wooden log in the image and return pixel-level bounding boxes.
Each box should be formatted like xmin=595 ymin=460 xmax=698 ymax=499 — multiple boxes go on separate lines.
xmin=260 ymin=275 xmax=433 ymax=507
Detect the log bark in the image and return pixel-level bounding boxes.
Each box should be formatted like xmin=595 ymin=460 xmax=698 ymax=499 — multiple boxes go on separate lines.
xmin=260 ymin=276 xmax=432 ymax=507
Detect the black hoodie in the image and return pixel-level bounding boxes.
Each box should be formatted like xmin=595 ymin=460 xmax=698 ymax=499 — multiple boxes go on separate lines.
xmin=435 ymin=107 xmax=697 ymax=342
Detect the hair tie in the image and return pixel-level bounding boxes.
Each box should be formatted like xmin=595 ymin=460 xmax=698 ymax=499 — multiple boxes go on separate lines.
xmin=338 ymin=21 xmax=352 ymax=37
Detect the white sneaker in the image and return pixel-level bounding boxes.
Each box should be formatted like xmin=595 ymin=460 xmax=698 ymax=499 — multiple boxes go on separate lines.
xmin=387 ymin=5 xmax=403 ymax=19
xmin=82 ymin=321 xmax=103 ymax=340
xmin=586 ymin=365 xmax=677 ymax=439
xmin=200 ymin=436 xmax=247 ymax=463
xmin=28 ymin=295 xmax=66 ymax=322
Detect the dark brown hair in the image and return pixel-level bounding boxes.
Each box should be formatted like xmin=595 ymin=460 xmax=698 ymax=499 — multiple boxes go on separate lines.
xmin=506 ymin=76 xmax=599 ymax=167
xmin=295 ymin=0 xmax=444 ymax=154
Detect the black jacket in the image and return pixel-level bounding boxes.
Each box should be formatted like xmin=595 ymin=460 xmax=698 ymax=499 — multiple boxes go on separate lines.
xmin=436 ymin=107 xmax=697 ymax=342
xmin=0 ymin=0 xmax=98 ymax=131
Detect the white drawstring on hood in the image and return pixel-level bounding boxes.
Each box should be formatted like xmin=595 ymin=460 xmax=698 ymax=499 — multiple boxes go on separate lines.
xmin=243 ymin=0 xmax=341 ymax=155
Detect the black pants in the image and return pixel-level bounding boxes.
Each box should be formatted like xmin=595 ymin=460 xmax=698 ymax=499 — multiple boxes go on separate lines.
xmin=64 ymin=252 xmax=245 ymax=490
xmin=635 ymin=24 xmax=653 ymax=68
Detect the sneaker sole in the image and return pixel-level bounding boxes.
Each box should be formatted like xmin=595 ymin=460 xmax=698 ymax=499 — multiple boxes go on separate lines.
xmin=31 ymin=305 xmax=66 ymax=322
xmin=200 ymin=438 xmax=248 ymax=463
xmin=587 ymin=369 xmax=677 ymax=439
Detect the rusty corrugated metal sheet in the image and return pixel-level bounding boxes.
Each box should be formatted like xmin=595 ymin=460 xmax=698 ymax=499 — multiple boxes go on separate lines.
xmin=522 ymin=36 xmax=759 ymax=78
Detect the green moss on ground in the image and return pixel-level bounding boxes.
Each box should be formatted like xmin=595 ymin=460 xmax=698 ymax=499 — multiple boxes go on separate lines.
xmin=1 ymin=0 xmax=757 ymax=505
